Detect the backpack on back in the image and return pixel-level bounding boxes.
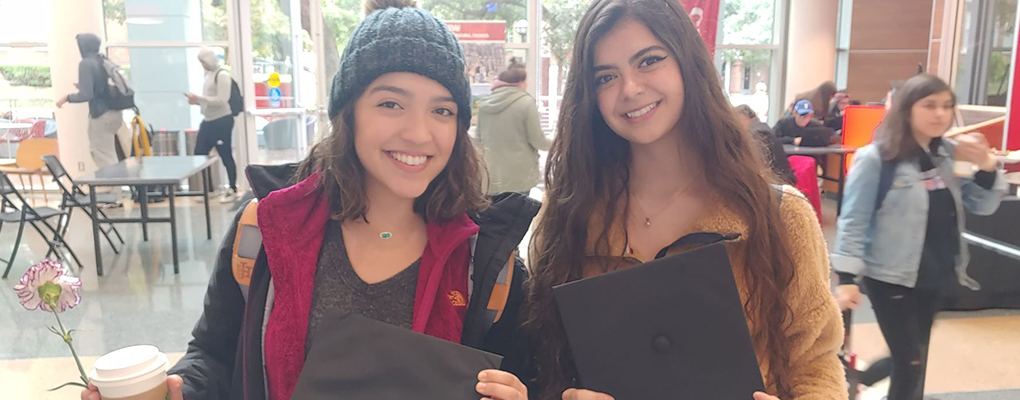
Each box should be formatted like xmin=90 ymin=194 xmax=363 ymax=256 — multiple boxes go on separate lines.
xmin=98 ymin=55 xmax=135 ymax=111
xmin=215 ymin=69 xmax=245 ymax=116
xmin=875 ymin=160 xmax=897 ymax=211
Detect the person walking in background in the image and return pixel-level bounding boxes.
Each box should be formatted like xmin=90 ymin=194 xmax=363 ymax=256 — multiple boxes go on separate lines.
xmin=186 ymin=48 xmax=238 ymax=203
xmin=476 ymin=59 xmax=552 ymax=195
xmin=56 ymin=33 xmax=126 ymax=170
xmin=735 ymin=105 xmax=795 ymax=185
xmin=833 ymin=74 xmax=1005 ymax=400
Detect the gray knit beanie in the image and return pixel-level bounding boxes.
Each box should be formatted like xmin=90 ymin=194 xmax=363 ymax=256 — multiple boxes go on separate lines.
xmin=329 ymin=0 xmax=471 ymax=126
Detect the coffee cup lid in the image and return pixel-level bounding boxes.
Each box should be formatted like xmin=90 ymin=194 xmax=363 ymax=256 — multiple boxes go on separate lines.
xmin=90 ymin=345 xmax=166 ymax=383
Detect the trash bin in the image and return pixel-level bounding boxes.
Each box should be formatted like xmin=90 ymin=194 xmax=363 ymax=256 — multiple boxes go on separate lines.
xmin=151 ymin=130 xmax=179 ymax=156
xmin=185 ymin=129 xmax=223 ymax=192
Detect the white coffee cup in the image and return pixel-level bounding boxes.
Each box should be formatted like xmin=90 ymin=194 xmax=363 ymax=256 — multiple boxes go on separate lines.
xmin=89 ymin=345 xmax=169 ymax=400
xmin=954 ymin=161 xmax=976 ymax=178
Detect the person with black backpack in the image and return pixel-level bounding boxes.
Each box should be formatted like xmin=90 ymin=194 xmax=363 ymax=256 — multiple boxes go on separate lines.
xmin=56 ymin=33 xmax=132 ymax=170
xmin=186 ymin=48 xmax=242 ymax=203
xmin=832 ymin=74 xmax=1006 ymax=400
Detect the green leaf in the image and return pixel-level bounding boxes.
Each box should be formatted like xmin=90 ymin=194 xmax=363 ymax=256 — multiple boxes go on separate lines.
xmin=47 ymin=382 xmax=88 ymax=391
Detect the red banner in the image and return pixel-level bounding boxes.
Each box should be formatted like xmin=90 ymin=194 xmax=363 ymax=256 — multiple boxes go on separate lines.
xmin=445 ymin=21 xmax=507 ymax=43
xmin=678 ymin=0 xmax=721 ymax=56
xmin=1006 ymin=26 xmax=1020 ymax=152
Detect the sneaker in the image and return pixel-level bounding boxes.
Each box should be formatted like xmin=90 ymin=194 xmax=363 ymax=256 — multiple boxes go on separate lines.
xmin=219 ymin=189 xmax=238 ymax=204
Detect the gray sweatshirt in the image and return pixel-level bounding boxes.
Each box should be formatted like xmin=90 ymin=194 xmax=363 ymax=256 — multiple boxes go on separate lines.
xmin=65 ymin=33 xmax=110 ymax=118
xmin=196 ymin=49 xmax=232 ymax=121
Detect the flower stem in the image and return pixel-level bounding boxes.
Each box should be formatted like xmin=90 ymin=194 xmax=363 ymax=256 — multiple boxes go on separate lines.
xmin=52 ymin=310 xmax=88 ymax=385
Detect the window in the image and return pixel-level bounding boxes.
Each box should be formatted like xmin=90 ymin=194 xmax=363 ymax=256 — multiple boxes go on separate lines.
xmin=715 ymin=0 xmax=786 ymax=123
xmin=954 ymin=0 xmax=1017 ymax=106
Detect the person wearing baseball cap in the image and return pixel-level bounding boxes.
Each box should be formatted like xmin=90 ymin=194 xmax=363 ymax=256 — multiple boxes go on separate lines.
xmin=773 ymin=98 xmax=825 ymax=146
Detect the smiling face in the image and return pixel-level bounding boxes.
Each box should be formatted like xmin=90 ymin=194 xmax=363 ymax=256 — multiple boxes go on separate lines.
xmin=593 ymin=18 xmax=684 ymax=146
xmin=353 ymin=72 xmax=459 ymax=201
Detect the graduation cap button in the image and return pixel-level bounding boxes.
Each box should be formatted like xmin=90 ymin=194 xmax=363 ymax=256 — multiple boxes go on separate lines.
xmin=652 ymin=335 xmax=672 ymax=353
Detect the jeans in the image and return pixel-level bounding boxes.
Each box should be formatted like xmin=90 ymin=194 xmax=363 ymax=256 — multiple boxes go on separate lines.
xmin=865 ymin=277 xmax=942 ymax=400
xmin=195 ymin=115 xmax=237 ymax=191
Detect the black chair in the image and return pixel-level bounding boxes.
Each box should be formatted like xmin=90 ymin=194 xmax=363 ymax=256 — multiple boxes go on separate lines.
xmin=0 ymin=172 xmax=83 ymax=279
xmin=41 ymin=155 xmax=124 ymax=254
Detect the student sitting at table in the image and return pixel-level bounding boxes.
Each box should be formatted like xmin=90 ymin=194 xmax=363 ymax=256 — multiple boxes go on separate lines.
xmin=773 ymin=99 xmax=837 ymax=147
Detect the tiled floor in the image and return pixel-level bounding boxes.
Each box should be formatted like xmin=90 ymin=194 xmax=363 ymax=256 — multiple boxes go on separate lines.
xmin=2 ymin=191 xmax=1018 ymax=399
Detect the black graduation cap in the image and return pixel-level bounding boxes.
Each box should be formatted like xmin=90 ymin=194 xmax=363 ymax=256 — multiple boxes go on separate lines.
xmin=553 ymin=240 xmax=765 ymax=400
xmin=293 ymin=312 xmax=503 ymax=399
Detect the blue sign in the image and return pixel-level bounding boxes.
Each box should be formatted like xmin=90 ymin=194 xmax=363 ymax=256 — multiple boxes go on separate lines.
xmin=269 ymin=87 xmax=282 ymax=108
xmin=485 ymin=2 xmax=497 ymax=12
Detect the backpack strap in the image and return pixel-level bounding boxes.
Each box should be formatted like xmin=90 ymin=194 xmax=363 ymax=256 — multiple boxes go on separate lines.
xmin=485 ymin=250 xmax=516 ymax=323
xmin=875 ymin=160 xmax=897 ymax=210
xmin=233 ymin=200 xmax=262 ymax=300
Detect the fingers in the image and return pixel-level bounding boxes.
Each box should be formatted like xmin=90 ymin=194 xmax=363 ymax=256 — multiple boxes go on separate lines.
xmin=168 ymin=375 xmax=185 ymax=400
xmin=478 ymin=370 xmax=524 ymax=388
xmin=80 ymin=388 xmax=100 ymax=400
xmin=562 ymin=388 xmax=615 ymax=400
xmin=477 ymin=370 xmax=526 ymax=400
xmin=753 ymin=391 xmax=781 ymax=400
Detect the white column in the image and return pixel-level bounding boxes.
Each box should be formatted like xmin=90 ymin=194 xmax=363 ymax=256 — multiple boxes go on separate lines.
xmin=50 ymin=0 xmax=105 ymax=174
xmin=783 ymin=0 xmax=839 ymax=107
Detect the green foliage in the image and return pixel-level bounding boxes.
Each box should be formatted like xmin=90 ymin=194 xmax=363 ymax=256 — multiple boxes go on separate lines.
xmin=422 ymin=0 xmax=527 ymax=26
xmin=103 ymin=0 xmax=126 ymax=25
xmin=542 ymin=0 xmax=588 ymax=76
xmin=0 ymin=66 xmax=52 ymax=87
xmin=720 ymin=0 xmax=773 ymax=68
xmin=322 ymin=0 xmax=362 ymax=51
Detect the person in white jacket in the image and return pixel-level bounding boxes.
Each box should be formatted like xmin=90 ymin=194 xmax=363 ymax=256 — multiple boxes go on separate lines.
xmin=186 ymin=48 xmax=237 ymax=203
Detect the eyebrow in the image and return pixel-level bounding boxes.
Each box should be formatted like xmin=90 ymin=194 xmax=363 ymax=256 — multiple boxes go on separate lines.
xmin=594 ymin=45 xmax=669 ymax=72
xmin=368 ymin=85 xmax=409 ymax=96
xmin=369 ymin=85 xmax=456 ymax=104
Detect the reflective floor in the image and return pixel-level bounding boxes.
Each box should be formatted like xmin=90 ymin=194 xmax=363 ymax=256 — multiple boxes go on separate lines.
xmin=1 ymin=191 xmax=1018 ymax=399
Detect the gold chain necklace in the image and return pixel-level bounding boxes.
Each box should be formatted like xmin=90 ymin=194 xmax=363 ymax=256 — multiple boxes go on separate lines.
xmin=630 ymin=180 xmax=694 ymax=228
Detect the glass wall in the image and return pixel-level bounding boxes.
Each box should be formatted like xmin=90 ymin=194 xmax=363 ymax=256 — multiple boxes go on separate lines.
xmin=0 ymin=0 xmax=56 ymax=158
xmin=955 ymin=0 xmax=1017 ymax=106
xmin=714 ymin=0 xmax=784 ymax=123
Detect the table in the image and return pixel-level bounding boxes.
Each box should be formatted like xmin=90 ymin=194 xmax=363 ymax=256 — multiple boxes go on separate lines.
xmin=76 ymin=156 xmax=219 ymax=275
xmin=783 ymin=144 xmax=857 ymax=215
xmin=0 ymin=122 xmax=32 ymax=158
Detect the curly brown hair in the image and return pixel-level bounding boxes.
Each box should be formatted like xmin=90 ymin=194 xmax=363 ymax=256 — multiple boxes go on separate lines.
xmin=296 ymin=100 xmax=489 ymax=223
xmin=523 ymin=0 xmax=797 ymax=397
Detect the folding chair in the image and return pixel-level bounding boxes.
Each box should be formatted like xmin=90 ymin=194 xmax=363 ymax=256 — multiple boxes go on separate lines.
xmin=41 ymin=155 xmax=124 ymax=254
xmin=0 ymin=172 xmax=82 ymax=279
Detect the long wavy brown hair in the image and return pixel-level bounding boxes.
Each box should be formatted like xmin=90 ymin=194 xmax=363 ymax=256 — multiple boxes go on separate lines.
xmin=296 ymin=99 xmax=488 ymax=222
xmin=523 ymin=0 xmax=796 ymax=397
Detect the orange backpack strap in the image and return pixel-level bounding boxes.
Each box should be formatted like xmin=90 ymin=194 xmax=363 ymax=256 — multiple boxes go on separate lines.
xmin=232 ymin=200 xmax=261 ymax=299
xmin=485 ymin=250 xmax=516 ymax=323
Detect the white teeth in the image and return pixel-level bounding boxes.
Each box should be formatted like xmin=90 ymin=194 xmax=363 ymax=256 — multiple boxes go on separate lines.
xmin=626 ymin=102 xmax=658 ymax=119
xmin=389 ymin=152 xmax=428 ymax=167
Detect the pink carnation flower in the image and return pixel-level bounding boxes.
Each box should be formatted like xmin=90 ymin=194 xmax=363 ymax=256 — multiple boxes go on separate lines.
xmin=14 ymin=260 xmax=82 ymax=313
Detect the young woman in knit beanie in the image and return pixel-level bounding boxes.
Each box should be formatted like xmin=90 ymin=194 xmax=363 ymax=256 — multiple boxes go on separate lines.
xmin=523 ymin=0 xmax=846 ymax=399
xmin=81 ymin=1 xmax=536 ymax=399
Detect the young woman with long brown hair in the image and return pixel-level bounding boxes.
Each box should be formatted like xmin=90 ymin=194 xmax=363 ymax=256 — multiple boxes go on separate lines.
xmin=523 ymin=0 xmax=846 ymax=399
